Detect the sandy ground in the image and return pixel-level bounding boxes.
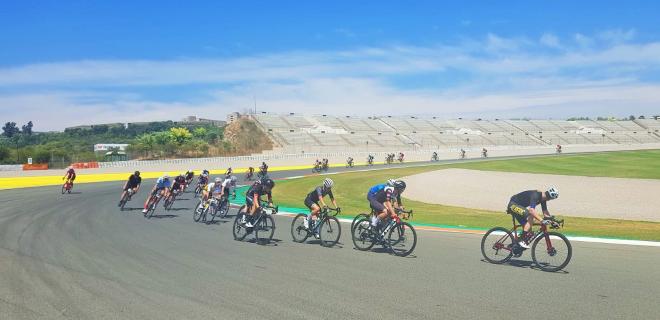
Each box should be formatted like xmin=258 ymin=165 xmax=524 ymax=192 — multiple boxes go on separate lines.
xmin=402 ymin=168 xmax=660 ymax=222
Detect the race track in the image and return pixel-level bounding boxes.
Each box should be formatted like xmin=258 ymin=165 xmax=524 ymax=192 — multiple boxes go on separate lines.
xmin=1 ymin=164 xmax=659 ymax=319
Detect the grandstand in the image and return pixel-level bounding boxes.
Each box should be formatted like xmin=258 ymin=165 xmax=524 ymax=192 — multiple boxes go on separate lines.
xmin=249 ymin=112 xmax=660 ymax=153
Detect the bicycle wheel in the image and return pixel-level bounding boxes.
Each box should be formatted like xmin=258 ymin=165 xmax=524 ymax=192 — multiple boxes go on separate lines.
xmin=387 ymin=222 xmax=417 ymax=257
xmin=351 ymin=213 xmax=370 ymax=233
xmin=193 ymin=203 xmax=204 ymax=222
xmin=291 ymin=214 xmax=310 ymax=243
xmin=232 ymin=212 xmax=249 ymax=241
xmin=119 ymin=194 xmax=128 ymax=211
xmin=319 ymin=216 xmax=341 ymax=247
xmin=218 ymin=200 xmax=229 ymax=219
xmin=351 ymin=218 xmax=375 ymax=251
xmin=531 ymin=232 xmax=572 ymax=272
xmin=146 ymin=202 xmax=157 ymax=219
xmin=206 ymin=205 xmax=217 ymax=224
xmin=481 ymin=227 xmax=515 ymax=264
xmin=255 ymin=215 xmax=275 ymax=245
xmin=61 ymin=185 xmax=66 ymax=194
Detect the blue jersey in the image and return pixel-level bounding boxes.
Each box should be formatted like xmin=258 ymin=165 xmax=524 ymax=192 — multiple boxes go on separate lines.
xmin=368 ymin=184 xmax=387 ymax=196
xmin=155 ymin=177 xmax=172 ymax=189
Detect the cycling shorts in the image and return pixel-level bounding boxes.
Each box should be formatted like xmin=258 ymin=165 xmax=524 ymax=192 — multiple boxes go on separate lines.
xmin=507 ymin=201 xmax=529 ymax=225
xmin=367 ymin=193 xmax=385 ymax=213
xmin=304 ymin=195 xmax=319 ymax=210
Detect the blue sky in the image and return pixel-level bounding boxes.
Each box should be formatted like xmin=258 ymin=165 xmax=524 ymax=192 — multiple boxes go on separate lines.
xmin=1 ymin=1 xmax=660 ymax=130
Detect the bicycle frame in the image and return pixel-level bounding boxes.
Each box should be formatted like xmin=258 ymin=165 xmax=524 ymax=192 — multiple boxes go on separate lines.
xmin=495 ymin=216 xmax=556 ymax=254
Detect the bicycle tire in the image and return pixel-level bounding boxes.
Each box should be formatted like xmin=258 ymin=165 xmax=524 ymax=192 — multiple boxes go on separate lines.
xmin=218 ymin=199 xmax=229 ymax=218
xmin=387 ymin=222 xmax=416 ymax=257
xmin=232 ymin=211 xmax=249 ymax=241
xmin=481 ymin=227 xmax=515 ymax=264
xmin=255 ymin=215 xmax=275 ymax=245
xmin=206 ymin=205 xmax=217 ymax=224
xmin=193 ymin=203 xmax=204 ymax=222
xmin=291 ymin=214 xmax=310 ymax=243
xmin=351 ymin=213 xmax=370 ymax=233
xmin=61 ymin=185 xmax=66 ymax=194
xmin=351 ymin=218 xmax=375 ymax=251
xmin=319 ymin=216 xmax=341 ymax=247
xmin=531 ymin=231 xmax=572 ymax=272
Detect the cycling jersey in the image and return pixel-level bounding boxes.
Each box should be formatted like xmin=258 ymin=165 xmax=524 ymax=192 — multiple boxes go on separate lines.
xmin=246 ymin=182 xmax=272 ymax=208
xmin=65 ymin=169 xmax=76 ymax=180
xmin=368 ymin=183 xmax=387 ymax=196
xmin=221 ymin=178 xmax=236 ymax=194
xmin=305 ymin=186 xmax=334 ymax=209
xmin=125 ymin=174 xmax=142 ymax=190
xmin=171 ymin=176 xmax=186 ymax=190
xmin=198 ymin=175 xmax=209 ymax=185
xmin=509 ymin=190 xmax=547 ymax=211
xmin=185 ymin=172 xmax=194 ymax=180
xmin=206 ymin=182 xmax=224 ymax=195
xmin=155 ymin=177 xmax=171 ymax=190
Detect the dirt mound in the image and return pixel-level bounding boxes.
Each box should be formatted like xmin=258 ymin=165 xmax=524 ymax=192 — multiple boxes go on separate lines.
xmin=222 ymin=119 xmax=273 ymax=155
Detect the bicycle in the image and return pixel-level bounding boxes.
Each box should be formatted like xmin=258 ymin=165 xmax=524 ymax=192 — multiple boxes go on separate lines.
xmin=346 ymin=159 xmax=354 ymax=168
xmin=459 ymin=151 xmax=466 ymax=159
xmin=245 ymin=171 xmax=254 ymax=181
xmin=291 ymin=207 xmax=342 ymax=247
xmin=350 ymin=207 xmax=413 ymax=234
xmin=431 ymin=154 xmax=439 ymax=162
xmin=481 ymin=215 xmax=572 ymax=272
xmin=144 ymin=191 xmax=164 ymax=219
xmin=61 ymin=180 xmax=73 ymax=194
xmin=232 ymin=202 xmax=279 ymax=244
xmin=367 ymin=157 xmax=374 ymax=166
xmin=194 ymin=193 xmax=231 ymax=224
xmin=194 ymin=183 xmax=207 ymax=198
xmin=119 ymin=188 xmax=135 ymax=211
xmin=163 ymin=188 xmax=180 ymax=210
xmin=351 ymin=208 xmax=417 ymax=257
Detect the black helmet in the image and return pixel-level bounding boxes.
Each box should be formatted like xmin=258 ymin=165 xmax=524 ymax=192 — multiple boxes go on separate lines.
xmin=134 ymin=171 xmax=140 ymax=176
xmin=263 ymin=178 xmax=275 ymax=188
xmin=393 ymin=180 xmax=406 ymax=192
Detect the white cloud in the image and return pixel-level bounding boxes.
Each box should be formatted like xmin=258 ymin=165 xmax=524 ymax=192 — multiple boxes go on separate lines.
xmin=598 ymin=28 xmax=636 ymax=43
xmin=540 ymin=33 xmax=560 ymax=48
xmin=2 ymin=30 xmax=660 ymax=130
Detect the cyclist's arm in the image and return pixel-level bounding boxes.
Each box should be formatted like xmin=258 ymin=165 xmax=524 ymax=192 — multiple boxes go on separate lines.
xmin=383 ymin=200 xmax=396 ymax=217
xmin=541 ymin=201 xmax=550 ymax=217
xmin=266 ymin=191 xmax=273 ymax=206
xmin=123 ymin=179 xmax=129 ymax=190
xmin=328 ymin=189 xmax=337 ymax=208
xmin=253 ymin=193 xmax=260 ymax=208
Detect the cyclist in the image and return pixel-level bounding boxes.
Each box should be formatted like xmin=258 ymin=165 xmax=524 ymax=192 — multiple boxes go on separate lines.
xmin=556 ymin=144 xmax=562 ymax=154
xmin=322 ymin=158 xmax=329 ymax=169
xmin=314 ymin=159 xmax=322 ymax=169
xmin=197 ymin=170 xmax=210 ymax=188
xmin=398 ymin=152 xmax=405 ymax=162
xmin=367 ymin=154 xmax=374 ymax=165
xmin=242 ymin=178 xmax=275 ymax=228
xmin=118 ymin=171 xmax=141 ymax=206
xmin=303 ymin=178 xmax=339 ymax=236
xmin=460 ymin=148 xmax=466 ymax=159
xmin=185 ymin=169 xmax=195 ymax=184
xmin=482 ymin=148 xmax=488 ymax=158
xmin=202 ymin=177 xmax=224 ymax=203
xmin=171 ymin=174 xmax=187 ymax=194
xmin=367 ymin=180 xmax=406 ymax=230
xmin=260 ymin=162 xmax=268 ymax=174
xmin=346 ymin=156 xmax=354 ymax=167
xmin=246 ymin=166 xmax=255 ymax=180
xmin=142 ymin=174 xmax=172 ymax=214
xmin=432 ymin=151 xmax=439 ymax=161
xmin=507 ymin=187 xmax=559 ymax=249
xmin=63 ymin=166 xmax=76 ymax=187
xmin=225 ymin=167 xmax=233 ymax=177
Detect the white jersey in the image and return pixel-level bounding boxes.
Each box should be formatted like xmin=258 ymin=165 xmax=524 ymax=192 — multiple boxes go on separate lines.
xmin=206 ymin=182 xmax=223 ymax=194
xmin=221 ymin=178 xmax=236 ymax=194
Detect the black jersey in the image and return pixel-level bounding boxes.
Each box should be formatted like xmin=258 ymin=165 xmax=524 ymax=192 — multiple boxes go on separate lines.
xmin=510 ymin=190 xmax=547 ymax=211
xmin=246 ymin=182 xmax=272 ymax=201
xmin=126 ymin=174 xmax=142 ymax=188
xmin=306 ymin=186 xmax=334 ymax=202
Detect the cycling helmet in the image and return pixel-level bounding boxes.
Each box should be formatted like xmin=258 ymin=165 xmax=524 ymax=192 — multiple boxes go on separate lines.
xmin=546 ymin=186 xmax=559 ymax=199
xmin=163 ymin=174 xmax=170 ymax=180
xmin=215 ymin=177 xmax=222 ymax=183
xmin=262 ymin=178 xmax=275 ymax=188
xmin=230 ymin=175 xmax=238 ymax=183
xmin=203 ymin=169 xmax=209 ymax=174
xmin=134 ymin=171 xmax=140 ymax=176
xmin=323 ymin=178 xmax=334 ymax=189
xmin=393 ymin=180 xmax=406 ymax=192
xmin=387 ymin=179 xmax=396 ymax=187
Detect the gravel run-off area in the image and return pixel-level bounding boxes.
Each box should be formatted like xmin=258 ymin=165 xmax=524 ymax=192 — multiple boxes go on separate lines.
xmin=402 ymin=168 xmax=660 ymax=222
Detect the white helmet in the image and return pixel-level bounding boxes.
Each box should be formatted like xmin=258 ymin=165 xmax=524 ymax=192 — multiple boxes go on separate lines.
xmin=230 ymin=175 xmax=238 ymax=183
xmin=215 ymin=177 xmax=222 ymax=183
xmin=323 ymin=178 xmax=334 ymax=189
xmin=163 ymin=173 xmax=170 ymax=179
xmin=387 ymin=179 xmax=396 ymax=187
xmin=546 ymin=187 xmax=559 ymax=199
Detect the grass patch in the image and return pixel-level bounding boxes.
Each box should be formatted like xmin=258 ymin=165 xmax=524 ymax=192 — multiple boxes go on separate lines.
xmin=452 ymin=149 xmax=660 ymax=179
xmin=270 ymin=157 xmax=660 ymax=241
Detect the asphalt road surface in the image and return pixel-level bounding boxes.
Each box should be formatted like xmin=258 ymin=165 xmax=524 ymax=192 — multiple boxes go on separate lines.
xmin=1 ymin=163 xmax=659 ymax=319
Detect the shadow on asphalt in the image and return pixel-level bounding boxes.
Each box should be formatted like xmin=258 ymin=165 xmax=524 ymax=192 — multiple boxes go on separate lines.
xmin=149 ymin=214 xmax=179 ymax=219
xmin=480 ymin=259 xmax=570 ymax=274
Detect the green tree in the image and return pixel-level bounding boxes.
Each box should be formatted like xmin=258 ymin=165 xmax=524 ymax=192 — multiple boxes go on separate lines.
xmin=0 ymin=145 xmax=10 ymax=162
xmin=169 ymin=127 xmax=192 ymax=145
xmin=192 ymin=127 xmax=208 ymax=139
xmin=2 ymin=122 xmax=19 ymax=138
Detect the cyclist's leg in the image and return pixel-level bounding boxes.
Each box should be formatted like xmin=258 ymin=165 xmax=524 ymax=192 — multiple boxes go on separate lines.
xmin=369 ymin=196 xmax=387 ymax=227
